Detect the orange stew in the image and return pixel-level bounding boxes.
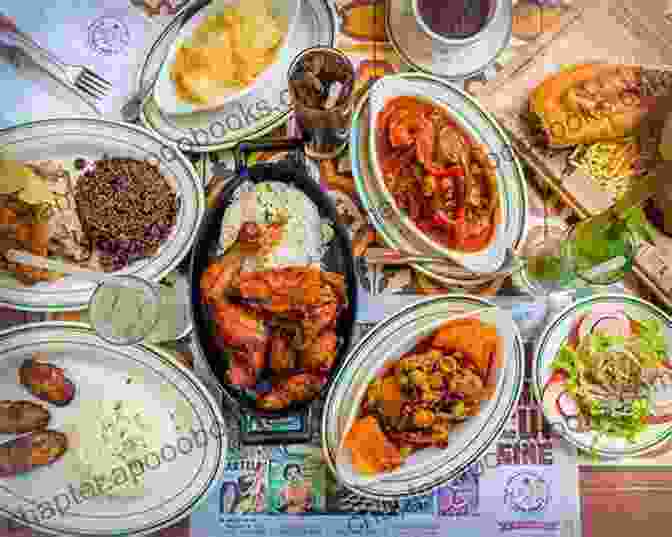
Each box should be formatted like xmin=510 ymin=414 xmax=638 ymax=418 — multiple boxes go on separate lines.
xmin=344 ymin=318 xmax=501 ymax=475
xmin=376 ymin=96 xmax=499 ymax=252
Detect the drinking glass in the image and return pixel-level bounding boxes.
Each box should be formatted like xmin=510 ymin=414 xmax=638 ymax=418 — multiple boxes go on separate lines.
xmin=565 ymin=218 xmax=636 ymax=286
xmin=88 ymin=275 xmax=161 ymax=345
xmin=287 ymin=47 xmax=355 ymax=160
xmin=520 ymin=225 xmax=574 ymax=296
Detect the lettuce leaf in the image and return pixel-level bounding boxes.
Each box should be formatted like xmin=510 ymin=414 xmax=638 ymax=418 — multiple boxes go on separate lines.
xmin=589 ymin=397 xmax=650 ymax=443
xmin=622 ymin=206 xmax=657 ymax=245
xmin=551 ymin=345 xmax=579 ymax=394
xmin=588 ymin=331 xmax=626 ymax=355
xmin=635 ymin=318 xmax=668 ymax=362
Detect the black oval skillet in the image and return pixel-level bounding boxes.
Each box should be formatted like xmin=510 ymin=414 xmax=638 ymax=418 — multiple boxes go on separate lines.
xmin=190 ymin=139 xmax=357 ymax=419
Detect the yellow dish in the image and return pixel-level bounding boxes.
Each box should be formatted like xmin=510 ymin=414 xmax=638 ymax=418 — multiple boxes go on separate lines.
xmin=170 ymin=0 xmax=288 ymax=105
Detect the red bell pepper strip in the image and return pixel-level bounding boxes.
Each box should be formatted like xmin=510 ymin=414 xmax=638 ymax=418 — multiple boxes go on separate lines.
xmin=416 ymin=220 xmax=434 ymax=233
xmin=454 ymin=207 xmax=467 ymax=246
xmin=425 ymin=164 xmax=463 ymax=178
xmin=432 ymin=210 xmax=453 ymax=228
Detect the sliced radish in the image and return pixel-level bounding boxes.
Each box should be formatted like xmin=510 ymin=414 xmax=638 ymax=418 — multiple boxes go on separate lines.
xmin=568 ymin=315 xmax=586 ymax=348
xmin=578 ymin=311 xmax=630 ymax=341
xmin=542 ymin=374 xmax=567 ymax=420
xmin=557 ymin=391 xmax=579 ymax=418
xmin=645 ymin=414 xmax=672 ymax=425
xmin=548 ymin=370 xmax=568 ymax=384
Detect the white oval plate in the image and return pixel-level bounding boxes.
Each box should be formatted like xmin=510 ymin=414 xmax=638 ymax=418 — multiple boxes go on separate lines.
xmin=367 ymin=76 xmax=510 ymax=274
xmin=154 ymin=0 xmax=301 ymax=116
xmin=0 ymin=322 xmax=227 ymax=537
xmin=322 ymin=295 xmax=524 ymax=499
xmin=0 ymin=118 xmax=204 ymax=312
xmin=534 ymin=294 xmax=672 ymax=458
xmin=351 ymin=80 xmax=527 ymax=286
xmin=138 ymin=0 xmax=334 ymax=152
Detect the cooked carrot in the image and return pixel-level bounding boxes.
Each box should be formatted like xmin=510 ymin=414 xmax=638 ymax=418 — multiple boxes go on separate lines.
xmin=344 ymin=415 xmax=403 ymax=475
xmin=0 ymin=207 xmax=17 ymax=226
xmin=14 ymin=224 xmax=32 ymax=245
xmin=30 ymin=222 xmax=50 ymax=257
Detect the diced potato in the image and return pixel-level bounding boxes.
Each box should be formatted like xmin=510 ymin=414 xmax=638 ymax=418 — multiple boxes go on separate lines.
xmin=413 ymin=409 xmax=435 ymax=428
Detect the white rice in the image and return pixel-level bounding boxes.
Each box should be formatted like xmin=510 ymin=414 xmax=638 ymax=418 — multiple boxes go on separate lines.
xmin=64 ymin=394 xmax=176 ymax=497
xmin=218 ymin=181 xmax=334 ymax=271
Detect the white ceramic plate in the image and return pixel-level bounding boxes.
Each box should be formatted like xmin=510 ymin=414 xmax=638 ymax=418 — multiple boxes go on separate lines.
xmin=0 ymin=118 xmax=204 ymax=312
xmin=154 ymin=0 xmax=301 ymax=116
xmin=534 ymin=294 xmax=672 ymax=458
xmin=352 ymin=89 xmax=487 ymax=286
xmin=138 ymin=0 xmax=334 ymax=151
xmin=350 ymin=73 xmax=528 ymax=285
xmin=367 ymin=76 xmax=510 ymax=274
xmin=0 ymin=322 xmax=227 ymax=536
xmin=352 ymin=87 xmax=526 ymax=287
xmin=322 ymin=295 xmax=524 ymax=499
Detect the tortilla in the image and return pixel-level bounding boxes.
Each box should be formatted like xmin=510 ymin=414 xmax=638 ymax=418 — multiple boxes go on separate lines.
xmin=530 ymin=63 xmax=645 ymax=148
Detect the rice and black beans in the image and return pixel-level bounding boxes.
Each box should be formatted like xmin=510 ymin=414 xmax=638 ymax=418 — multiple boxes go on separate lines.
xmin=74 ymin=158 xmax=178 ymax=271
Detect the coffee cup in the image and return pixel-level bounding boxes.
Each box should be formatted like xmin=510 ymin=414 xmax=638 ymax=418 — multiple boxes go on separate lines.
xmin=411 ymin=0 xmax=503 ymax=47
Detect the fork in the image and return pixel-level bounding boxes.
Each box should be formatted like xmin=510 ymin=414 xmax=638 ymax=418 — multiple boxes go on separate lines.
xmin=6 ymin=27 xmax=111 ymax=101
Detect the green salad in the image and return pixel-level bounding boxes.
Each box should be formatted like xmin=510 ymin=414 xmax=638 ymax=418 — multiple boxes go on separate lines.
xmin=550 ymin=315 xmax=669 ymax=444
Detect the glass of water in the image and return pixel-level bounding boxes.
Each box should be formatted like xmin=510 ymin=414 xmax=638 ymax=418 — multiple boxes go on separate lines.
xmin=89 ymin=275 xmax=161 ymax=346
xmin=520 ymin=225 xmax=574 ymax=296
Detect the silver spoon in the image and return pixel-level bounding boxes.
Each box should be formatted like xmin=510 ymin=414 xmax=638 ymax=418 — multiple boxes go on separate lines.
xmin=121 ymin=76 xmax=158 ymax=123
